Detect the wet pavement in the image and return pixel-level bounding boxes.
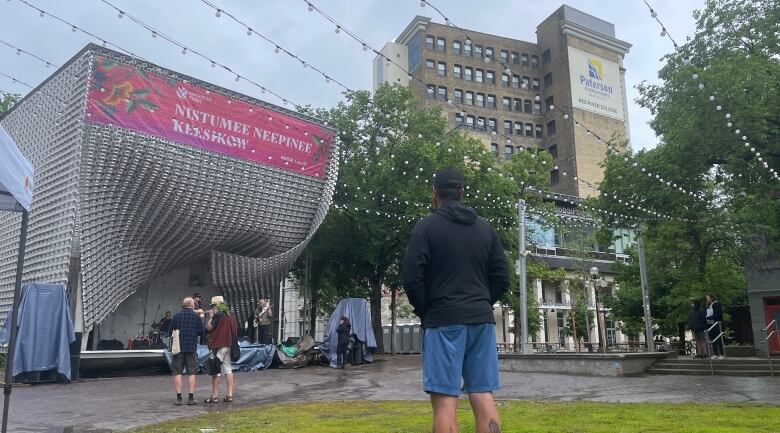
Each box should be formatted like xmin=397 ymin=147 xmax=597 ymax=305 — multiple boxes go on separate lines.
xmin=8 ymin=355 xmax=780 ymax=432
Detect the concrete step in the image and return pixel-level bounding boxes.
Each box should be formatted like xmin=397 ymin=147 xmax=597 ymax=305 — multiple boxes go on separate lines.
xmin=652 ymin=362 xmax=772 ymax=371
xmin=646 ymin=368 xmax=776 ymax=376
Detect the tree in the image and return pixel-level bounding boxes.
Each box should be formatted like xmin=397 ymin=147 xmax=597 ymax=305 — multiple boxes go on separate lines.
xmin=0 ymin=93 xmax=21 ymax=117
xmin=297 ymin=84 xmax=555 ymax=352
xmin=592 ymin=0 xmax=777 ymax=337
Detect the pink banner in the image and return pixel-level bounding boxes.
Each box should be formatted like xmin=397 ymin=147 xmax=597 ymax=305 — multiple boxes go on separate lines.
xmin=86 ymin=56 xmax=332 ymax=177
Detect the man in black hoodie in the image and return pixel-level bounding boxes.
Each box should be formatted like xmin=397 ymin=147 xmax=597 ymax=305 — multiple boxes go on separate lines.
xmin=403 ymin=167 xmax=509 ymax=433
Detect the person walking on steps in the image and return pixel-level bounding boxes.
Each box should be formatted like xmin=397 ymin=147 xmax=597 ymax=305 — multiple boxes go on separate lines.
xmin=403 ymin=167 xmax=509 ymax=433
xmin=688 ymin=299 xmax=707 ymax=359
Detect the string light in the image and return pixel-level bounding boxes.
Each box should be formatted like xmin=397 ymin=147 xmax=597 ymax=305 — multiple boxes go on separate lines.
xmin=642 ymin=1 xmax=780 ymax=181
xmin=302 ymin=0 xmax=535 ymax=155
xmin=0 ymin=40 xmax=60 ymax=69
xmin=196 ymin=0 xmax=353 ymax=93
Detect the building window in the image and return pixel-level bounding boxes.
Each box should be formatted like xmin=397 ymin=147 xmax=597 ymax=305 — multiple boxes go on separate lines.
xmin=542 ymin=49 xmax=551 ymax=65
xmin=548 ymin=144 xmax=558 ymax=159
xmin=514 ymin=121 xmax=523 ymax=135
xmin=437 ymin=37 xmax=446 ymax=52
xmin=488 ymin=118 xmax=497 ymax=132
xmin=465 ymin=67 xmax=473 ymax=81
xmin=437 ymin=86 xmax=447 ymax=101
xmin=486 ymin=70 xmax=495 ymax=84
xmin=454 ymin=89 xmax=463 ymax=103
xmin=477 ymin=116 xmax=486 ymax=130
xmin=453 ymin=40 xmax=462 ymax=55
xmin=500 ymin=49 xmax=509 ymax=64
xmin=474 ymin=44 xmax=483 ymax=59
xmin=522 ymin=76 xmax=530 ymax=89
xmin=476 ymin=93 xmax=485 ymax=108
xmin=502 ymin=97 xmax=510 ymax=111
xmin=550 ymin=169 xmax=559 ymax=186
xmin=425 ymin=35 xmax=434 ymax=50
xmin=504 ymin=145 xmax=514 ymax=160
xmin=491 ymin=143 xmax=498 ymax=155
xmin=533 ymin=101 xmax=541 ymax=115
xmin=466 ymin=115 xmax=475 ymax=129
xmin=547 ymin=120 xmax=557 ymax=136
xmin=487 ymin=94 xmax=496 ymax=109
xmin=504 ymin=120 xmax=512 ymax=135
xmin=426 ymin=84 xmax=435 ymax=99
xmin=545 ymin=96 xmax=555 ymax=112
xmin=535 ymin=124 xmax=543 ymax=138
xmin=475 ymin=69 xmax=484 ymax=83
xmin=544 ymin=72 xmax=552 ymax=88
xmin=426 ymin=59 xmax=435 ymax=69
xmin=532 ymin=77 xmax=541 ymax=91
xmin=464 ymin=43 xmax=472 ymax=57
xmin=525 ymin=123 xmax=534 ymax=137
xmin=501 ymin=73 xmax=509 ymax=87
xmin=465 ymin=91 xmax=474 ymax=105
xmin=438 ymin=62 xmax=446 ymax=77
xmin=531 ymin=54 xmax=539 ymax=67
xmin=524 ymin=99 xmax=532 ymax=113
xmin=511 ymin=51 xmax=519 ymax=64
xmin=455 ymin=113 xmax=463 ymax=126
xmin=511 ymin=74 xmax=519 ymax=88
xmin=521 ymin=53 xmax=529 ymax=66
xmin=513 ymin=98 xmax=522 ymax=112
xmin=453 ymin=65 xmax=462 ymax=79
xmin=485 ymin=46 xmax=494 ymax=61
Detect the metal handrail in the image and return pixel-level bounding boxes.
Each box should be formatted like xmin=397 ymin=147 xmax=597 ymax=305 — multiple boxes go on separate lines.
xmin=706 ymin=322 xmax=725 ymax=375
xmin=762 ymin=320 xmax=779 ymax=377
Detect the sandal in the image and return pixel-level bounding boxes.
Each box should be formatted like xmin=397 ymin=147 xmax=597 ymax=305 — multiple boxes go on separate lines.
xmin=203 ymin=396 xmax=219 ymax=404
xmin=223 ymin=396 xmax=233 ymax=402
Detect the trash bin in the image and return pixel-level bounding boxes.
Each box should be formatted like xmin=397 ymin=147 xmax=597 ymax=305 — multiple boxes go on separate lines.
xmin=351 ymin=340 xmax=364 ymax=365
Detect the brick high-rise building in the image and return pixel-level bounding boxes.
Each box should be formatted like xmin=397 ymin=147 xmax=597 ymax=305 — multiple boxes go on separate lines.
xmin=373 ymin=5 xmax=631 ymax=197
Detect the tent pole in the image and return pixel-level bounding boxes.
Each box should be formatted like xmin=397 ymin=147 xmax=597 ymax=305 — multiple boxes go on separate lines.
xmin=2 ymin=209 xmax=28 ymax=433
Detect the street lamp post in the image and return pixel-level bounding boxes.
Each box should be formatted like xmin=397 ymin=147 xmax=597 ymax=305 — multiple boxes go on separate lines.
xmin=590 ymin=267 xmax=607 ymax=354
xmin=636 ymin=225 xmax=655 ymax=352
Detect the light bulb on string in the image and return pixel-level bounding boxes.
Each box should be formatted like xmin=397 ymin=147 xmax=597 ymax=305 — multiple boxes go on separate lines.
xmin=215 ymin=9 xmax=222 ymax=17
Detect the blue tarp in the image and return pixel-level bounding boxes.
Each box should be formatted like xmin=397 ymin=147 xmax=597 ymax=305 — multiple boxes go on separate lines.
xmin=163 ymin=341 xmax=275 ymax=372
xmin=0 ymin=283 xmax=75 ymax=381
xmin=320 ymin=298 xmax=377 ymax=368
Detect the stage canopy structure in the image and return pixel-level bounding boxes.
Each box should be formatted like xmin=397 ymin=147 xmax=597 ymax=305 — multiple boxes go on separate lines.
xmin=0 ymin=44 xmax=339 ymax=330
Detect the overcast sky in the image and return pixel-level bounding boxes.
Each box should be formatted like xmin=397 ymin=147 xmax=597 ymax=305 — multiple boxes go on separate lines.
xmin=0 ymin=0 xmax=705 ymax=150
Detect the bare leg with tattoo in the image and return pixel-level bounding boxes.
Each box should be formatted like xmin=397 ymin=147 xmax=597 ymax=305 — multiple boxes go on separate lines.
xmin=469 ymin=392 xmax=500 ymax=433
xmin=431 ymin=393 xmax=459 ymax=433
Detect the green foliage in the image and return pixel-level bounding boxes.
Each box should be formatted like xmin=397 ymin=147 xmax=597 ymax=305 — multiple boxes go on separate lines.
xmin=0 ymin=93 xmax=21 ymax=117
xmin=294 ymin=84 xmax=555 ymax=346
xmin=593 ymin=0 xmax=776 ymax=337
xmin=129 ymin=400 xmax=780 ymax=433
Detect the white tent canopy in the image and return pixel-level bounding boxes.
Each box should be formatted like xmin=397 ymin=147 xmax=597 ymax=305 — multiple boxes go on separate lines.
xmin=0 ymin=124 xmax=34 ymax=212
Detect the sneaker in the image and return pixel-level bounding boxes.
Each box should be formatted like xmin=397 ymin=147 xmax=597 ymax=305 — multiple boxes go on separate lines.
xmin=186 ymin=399 xmax=198 ymax=406
xmin=175 ymin=400 xmax=182 ymax=406
xmin=710 ymin=356 xmax=719 ymax=360
xmin=718 ymin=355 xmax=726 ymax=360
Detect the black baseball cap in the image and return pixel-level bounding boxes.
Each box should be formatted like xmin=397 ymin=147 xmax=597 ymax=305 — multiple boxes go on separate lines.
xmin=434 ymin=167 xmax=464 ymax=190
xmin=192 ymin=292 xmax=201 ymax=298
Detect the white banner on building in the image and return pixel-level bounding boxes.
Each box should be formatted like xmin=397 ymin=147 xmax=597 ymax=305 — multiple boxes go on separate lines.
xmin=568 ymin=46 xmax=625 ymax=121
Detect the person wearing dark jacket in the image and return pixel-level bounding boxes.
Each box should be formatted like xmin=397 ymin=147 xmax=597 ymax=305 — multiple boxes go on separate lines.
xmin=402 ymin=167 xmax=509 ymax=433
xmin=336 ymin=316 xmax=351 ymax=369
xmin=706 ymin=294 xmax=725 ymax=359
xmin=688 ymin=299 xmax=707 ymax=358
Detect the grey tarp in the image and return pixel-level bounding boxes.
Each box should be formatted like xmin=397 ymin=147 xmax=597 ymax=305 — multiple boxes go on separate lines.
xmin=319 ymin=298 xmax=377 ymax=368
xmin=163 ymin=341 xmax=275 ymax=372
xmin=0 ymin=283 xmax=75 ymax=381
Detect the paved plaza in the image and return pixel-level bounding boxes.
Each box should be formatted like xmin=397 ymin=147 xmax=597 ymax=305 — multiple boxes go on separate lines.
xmin=7 ymin=355 xmax=780 ymax=432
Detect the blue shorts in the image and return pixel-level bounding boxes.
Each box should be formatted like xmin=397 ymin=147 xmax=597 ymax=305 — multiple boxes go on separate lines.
xmin=422 ymin=323 xmax=500 ymax=396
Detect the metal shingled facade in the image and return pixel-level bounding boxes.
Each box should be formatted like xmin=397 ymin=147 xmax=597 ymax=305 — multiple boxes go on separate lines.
xmin=0 ymin=45 xmax=338 ymax=326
